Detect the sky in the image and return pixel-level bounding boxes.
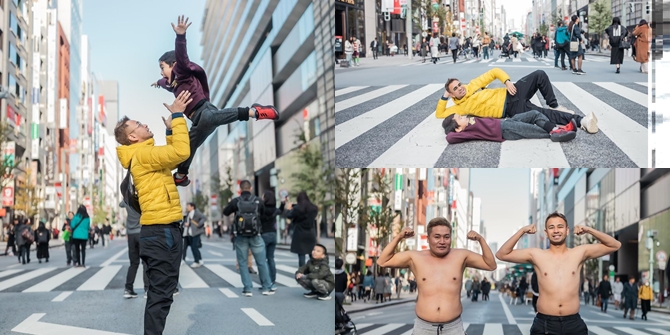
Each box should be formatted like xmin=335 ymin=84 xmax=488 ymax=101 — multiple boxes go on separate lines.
xmin=497 ymin=0 xmax=533 ymax=29
xmin=83 ymin=0 xmax=207 ymax=145
xmin=469 ymin=168 xmax=530 ymax=248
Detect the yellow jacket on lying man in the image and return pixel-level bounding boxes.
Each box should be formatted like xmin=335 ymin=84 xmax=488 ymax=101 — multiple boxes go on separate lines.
xmin=435 ymin=68 xmax=511 ymax=119
xmin=116 ymin=114 xmax=190 ymax=225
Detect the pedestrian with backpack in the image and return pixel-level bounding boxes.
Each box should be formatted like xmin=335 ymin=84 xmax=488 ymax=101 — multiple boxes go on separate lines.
xmin=71 ymin=205 xmax=91 ymax=267
xmin=285 ymin=191 xmax=318 ymax=267
xmin=223 ymin=179 xmax=275 ymax=297
xmin=34 ymin=221 xmax=50 ymax=263
xmin=14 ymin=218 xmax=33 ymax=264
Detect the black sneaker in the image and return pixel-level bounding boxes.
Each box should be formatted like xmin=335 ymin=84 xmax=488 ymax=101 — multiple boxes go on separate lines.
xmin=248 ymin=267 xmax=257 ymax=275
xmin=124 ymin=289 xmax=138 ymax=299
xmin=317 ymin=293 xmax=332 ymax=301
xmin=173 ymin=288 xmax=179 ymax=296
xmin=303 ymin=291 xmax=318 ymax=298
xmin=578 ymin=69 xmax=586 ymax=75
xmin=173 ymin=173 xmax=190 ymax=187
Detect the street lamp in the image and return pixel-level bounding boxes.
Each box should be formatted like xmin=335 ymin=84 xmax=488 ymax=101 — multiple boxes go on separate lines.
xmin=646 ymin=230 xmax=658 ymax=286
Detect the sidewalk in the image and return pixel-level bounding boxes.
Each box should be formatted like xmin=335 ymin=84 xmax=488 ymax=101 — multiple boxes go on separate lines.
xmin=335 ymin=54 xmax=417 ymax=70
xmin=0 ymin=239 xmax=65 ymax=256
xmin=343 ymin=290 xmax=418 ymax=314
xmin=276 ymin=236 xmax=335 ymax=256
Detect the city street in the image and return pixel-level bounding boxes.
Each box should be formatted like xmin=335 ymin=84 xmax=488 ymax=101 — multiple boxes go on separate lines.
xmin=335 ymin=50 xmax=649 ymax=167
xmin=0 ymin=237 xmax=333 ymax=335
xmin=349 ymin=291 xmax=670 ymax=335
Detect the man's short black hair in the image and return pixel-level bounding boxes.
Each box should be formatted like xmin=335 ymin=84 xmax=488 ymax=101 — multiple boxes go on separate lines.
xmin=544 ymin=212 xmax=568 ymax=228
xmin=445 ymin=78 xmax=459 ymax=92
xmin=335 ymin=258 xmax=344 ymax=269
xmin=159 ymin=51 xmax=176 ymax=65
xmin=442 ymin=114 xmax=458 ymax=134
xmin=187 ymin=202 xmax=196 ymax=209
xmin=240 ymin=180 xmax=252 ymax=191
xmin=315 ymin=243 xmax=327 ymax=254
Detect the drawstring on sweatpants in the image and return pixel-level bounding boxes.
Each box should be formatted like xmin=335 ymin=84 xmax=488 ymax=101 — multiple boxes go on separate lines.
xmin=433 ymin=324 xmax=445 ymax=334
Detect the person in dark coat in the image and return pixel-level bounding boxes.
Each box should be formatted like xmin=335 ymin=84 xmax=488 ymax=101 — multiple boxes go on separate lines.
xmin=3 ymin=221 xmax=16 ymax=256
xmin=622 ymin=276 xmax=638 ymax=319
xmin=260 ymin=190 xmax=284 ymax=286
xmin=14 ymin=218 xmax=32 ymax=264
xmin=597 ymin=274 xmax=612 ymax=312
xmin=285 ymin=191 xmax=318 ymax=267
xmin=481 ymin=277 xmax=491 ymax=301
xmin=605 ymin=17 xmax=628 ymax=74
xmin=471 ymin=277 xmax=481 ymax=301
xmin=518 ymin=276 xmax=529 ymax=304
xmin=34 ymin=221 xmax=51 ymax=263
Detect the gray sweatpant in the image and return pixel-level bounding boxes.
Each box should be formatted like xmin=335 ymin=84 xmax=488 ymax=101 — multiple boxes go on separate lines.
xmin=501 ymin=110 xmax=556 ymax=140
xmin=412 ymin=315 xmax=466 ymax=335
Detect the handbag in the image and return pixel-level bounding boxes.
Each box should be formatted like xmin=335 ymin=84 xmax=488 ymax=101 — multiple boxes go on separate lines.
xmin=619 ymin=38 xmax=631 ymax=49
xmin=569 ymin=24 xmax=579 ymax=52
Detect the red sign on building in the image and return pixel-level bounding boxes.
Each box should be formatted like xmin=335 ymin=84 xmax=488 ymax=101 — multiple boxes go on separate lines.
xmin=2 ymin=187 xmax=14 ymax=207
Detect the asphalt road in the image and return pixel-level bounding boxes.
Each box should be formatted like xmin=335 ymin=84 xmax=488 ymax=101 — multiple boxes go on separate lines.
xmin=335 ymin=50 xmax=649 ymax=168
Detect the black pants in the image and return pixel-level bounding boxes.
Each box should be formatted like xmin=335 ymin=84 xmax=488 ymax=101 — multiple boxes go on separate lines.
xmin=72 ymin=238 xmax=87 ymax=266
xmin=451 ymin=49 xmax=458 ymax=63
xmin=531 ymin=313 xmax=587 ymax=335
xmin=64 ymin=241 xmax=73 ymax=264
xmin=641 ymin=299 xmax=651 ymax=318
xmin=126 ymin=233 xmax=149 ymax=292
xmin=19 ymin=243 xmax=30 ymax=263
xmin=532 ymin=295 xmax=539 ymax=312
xmin=373 ymin=49 xmax=378 ymax=59
xmin=505 ymin=70 xmax=583 ymax=127
xmin=177 ymin=102 xmax=248 ymax=176
xmin=182 ymin=235 xmax=202 ymax=263
xmin=140 ymin=223 xmax=182 ymax=335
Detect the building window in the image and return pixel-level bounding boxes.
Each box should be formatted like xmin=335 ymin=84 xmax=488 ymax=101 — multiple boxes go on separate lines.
xmin=8 ymin=74 xmax=17 ymax=98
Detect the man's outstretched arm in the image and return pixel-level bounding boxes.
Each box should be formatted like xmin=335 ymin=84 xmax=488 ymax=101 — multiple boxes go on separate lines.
xmin=496 ymin=224 xmax=536 ymax=264
xmin=574 ymin=225 xmax=621 ymax=261
xmin=377 ymin=228 xmax=414 ymax=268
xmin=464 ymin=230 xmax=497 ymax=271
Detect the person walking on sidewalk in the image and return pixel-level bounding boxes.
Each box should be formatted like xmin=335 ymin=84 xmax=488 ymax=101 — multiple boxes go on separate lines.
xmin=471 ymin=277 xmax=481 ymax=302
xmin=15 ymin=219 xmax=33 ymax=264
xmin=363 ymin=271 xmax=374 ymax=302
xmin=34 ymin=221 xmax=50 ymax=263
xmin=71 ymin=205 xmax=91 ymax=267
xmin=482 ymin=32 xmax=491 ymax=60
xmin=612 ymin=276 xmax=623 ymax=309
xmin=102 ymin=219 xmax=112 ymax=248
xmin=182 ymin=202 xmax=206 ymax=268
xmin=4 ymin=221 xmax=16 ymax=257
xmin=260 ymin=190 xmax=284 ymax=287
xmin=605 ymin=17 xmax=628 ymax=74
xmin=622 ymin=277 xmax=638 ymax=319
xmin=598 ymin=275 xmax=612 ymax=313
xmin=482 ymin=277 xmax=491 ymax=301
xmin=639 ymin=280 xmax=652 ymax=320
xmin=114 ymin=90 xmax=192 ymax=335
xmin=449 ymin=33 xmax=460 ymax=64
xmin=568 ymin=15 xmax=586 ymax=75
xmin=63 ymin=212 xmax=74 ymax=265
xmin=374 ymin=271 xmax=388 ymax=303
xmin=223 ymin=179 xmax=275 ymax=296
xmin=285 ymin=191 xmax=318 ymax=267
xmin=120 ymin=200 xmax=149 ymax=299
xmin=582 ymin=278 xmax=592 ymax=305
xmin=370 ymin=38 xmax=379 ymax=59
xmin=632 ymin=20 xmax=651 ymax=73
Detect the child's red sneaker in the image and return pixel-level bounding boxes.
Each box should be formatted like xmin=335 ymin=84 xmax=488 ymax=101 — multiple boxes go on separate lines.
xmin=252 ymin=104 xmax=279 ymax=120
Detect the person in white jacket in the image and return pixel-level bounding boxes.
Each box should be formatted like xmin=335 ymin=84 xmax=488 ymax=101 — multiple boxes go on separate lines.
xmin=430 ymin=33 xmax=440 ymax=64
xmin=612 ymin=276 xmax=624 ymax=310
xmin=344 ymin=37 xmax=354 ymax=65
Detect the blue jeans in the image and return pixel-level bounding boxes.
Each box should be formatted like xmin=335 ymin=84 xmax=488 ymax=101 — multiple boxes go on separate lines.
xmin=483 ymin=46 xmax=489 ymax=59
xmin=261 ymin=232 xmax=277 ymax=283
xmin=298 ymin=253 xmax=312 ymax=267
xmin=600 ymin=294 xmax=609 ymax=311
xmin=235 ymin=235 xmax=272 ymax=291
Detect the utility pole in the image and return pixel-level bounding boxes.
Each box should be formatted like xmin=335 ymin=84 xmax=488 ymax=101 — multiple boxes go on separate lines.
xmin=406 ymin=0 xmax=412 ymax=60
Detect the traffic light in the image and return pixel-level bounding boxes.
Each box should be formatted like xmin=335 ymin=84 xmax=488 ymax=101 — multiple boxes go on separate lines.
xmin=646 ymin=2 xmax=650 ymax=14
xmin=629 ymin=3 xmax=634 ymax=13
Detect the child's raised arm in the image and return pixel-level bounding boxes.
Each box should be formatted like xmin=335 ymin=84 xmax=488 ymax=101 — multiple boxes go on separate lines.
xmin=171 ymin=15 xmax=193 ymax=74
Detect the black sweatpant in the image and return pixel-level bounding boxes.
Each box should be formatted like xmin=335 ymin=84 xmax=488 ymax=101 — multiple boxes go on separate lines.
xmin=126 ymin=233 xmax=149 ymax=292
xmin=504 ymin=70 xmax=583 ymax=127
xmin=140 ymin=223 xmax=182 ymax=335
xmin=72 ymin=238 xmax=87 ymax=266
xmin=531 ymin=313 xmax=587 ymax=335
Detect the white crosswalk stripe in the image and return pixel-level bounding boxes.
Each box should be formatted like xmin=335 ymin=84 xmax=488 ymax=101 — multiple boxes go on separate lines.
xmin=335 ymin=81 xmax=648 ymax=167
xmin=398 ymin=52 xmax=609 ymax=66
xmin=355 ymin=323 xmax=670 ymax=335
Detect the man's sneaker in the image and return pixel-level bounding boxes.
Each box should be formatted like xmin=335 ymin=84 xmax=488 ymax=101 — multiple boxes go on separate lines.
xmin=270 ymin=283 xmax=278 ymax=292
xmin=553 ymin=105 xmax=575 ymax=115
xmin=572 ymin=69 xmax=579 ymax=74
xmin=144 ymin=292 xmax=147 ymax=299
xmin=124 ymin=289 xmax=138 ymax=299
xmin=190 ymin=262 xmax=202 ymax=268
xmin=262 ymin=290 xmax=275 ymax=296
xmin=578 ymin=69 xmax=586 ymax=75
xmin=549 ymin=127 xmax=577 ymax=142
xmin=252 ymin=104 xmax=279 ymax=120
xmin=243 ymin=291 xmax=253 ymax=297
xmin=303 ymin=291 xmax=318 ymax=298
xmin=173 ymin=288 xmax=179 ymax=296
xmin=173 ymin=173 xmax=190 ymax=187
xmin=317 ymin=293 xmax=332 ymax=301
xmin=580 ymin=112 xmax=599 ymax=134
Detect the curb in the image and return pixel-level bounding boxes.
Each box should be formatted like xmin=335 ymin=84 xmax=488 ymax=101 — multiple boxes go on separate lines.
xmin=1 ymin=241 xmax=65 ymax=256
xmin=347 ymin=298 xmax=415 ymax=314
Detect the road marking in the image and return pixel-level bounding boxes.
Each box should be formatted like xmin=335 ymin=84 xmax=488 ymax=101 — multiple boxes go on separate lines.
xmin=51 ymin=291 xmax=73 ymax=302
xmin=489 ymin=64 xmax=553 ymax=68
xmin=335 ymin=86 xmax=369 ymax=97
xmin=24 ymin=267 xmax=86 ymax=292
xmin=205 ymin=264 xmax=260 ymax=288
xmin=647 ymin=328 xmax=670 ymax=334
xmin=525 ymin=57 xmax=538 ymax=62
xmin=554 ymin=82 xmax=647 ymax=166
xmin=497 ymin=290 xmax=516 ymax=324
xmin=77 ymin=265 xmax=122 ymax=291
xmin=516 ymin=324 xmax=532 ymax=334
xmin=100 ymin=247 xmax=128 ymax=267
xmin=241 ymin=308 xmax=274 ymax=326
xmin=273 ymin=272 xmax=301 ymax=287
xmin=364 ymin=324 xmax=406 ymax=335
xmin=500 ymin=139 xmax=570 ymax=167
xmin=12 ymin=313 xmax=131 ymax=334
xmin=335 ymin=85 xmax=408 ymax=113
xmin=593 ymin=82 xmax=648 ymax=107
xmin=336 ymin=84 xmax=443 ymax=149
xmin=0 ymin=269 xmax=23 ymax=279
xmin=0 ymin=268 xmax=57 ymax=291
xmin=219 ymin=288 xmax=239 ymax=298
xmin=462 ymin=323 xmax=469 ymax=331
xmin=178 ymin=262 xmax=209 ymax=288
xmin=614 ymin=327 xmax=655 ymax=335
xmin=369 ymin=110 xmax=446 ymax=167
xmin=208 ymin=251 xmax=223 ymax=257
xmin=589 ymin=326 xmax=618 ymax=334
xmin=637 ymin=81 xmax=648 ymax=87
xmin=513 ymin=57 xmax=521 ymax=62
xmin=133 ymin=264 xmax=146 ymax=290
xmin=275 ymin=264 xmax=298 ymax=274
xmin=482 ymin=323 xmax=503 ymax=335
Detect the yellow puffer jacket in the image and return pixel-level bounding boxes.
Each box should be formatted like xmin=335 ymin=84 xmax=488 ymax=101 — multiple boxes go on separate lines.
xmin=116 ymin=113 xmax=190 ymax=225
xmin=435 ymin=68 xmax=511 ymax=119
xmin=638 ymin=284 xmax=653 ymax=300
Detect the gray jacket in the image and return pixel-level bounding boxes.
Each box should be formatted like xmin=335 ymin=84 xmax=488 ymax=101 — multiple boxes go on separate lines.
xmin=120 ymin=200 xmax=141 ymax=235
xmin=14 ymin=223 xmax=32 ymax=245
xmin=184 ymin=209 xmax=206 ymax=236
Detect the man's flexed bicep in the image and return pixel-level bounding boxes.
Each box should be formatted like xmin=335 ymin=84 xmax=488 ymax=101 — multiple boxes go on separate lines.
xmin=468 ymin=68 xmax=511 ymax=96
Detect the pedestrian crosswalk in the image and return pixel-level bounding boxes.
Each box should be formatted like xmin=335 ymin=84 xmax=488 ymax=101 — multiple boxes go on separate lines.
xmin=354 ymin=323 xmax=670 ymax=335
xmin=401 ymin=52 xmax=609 ymax=67
xmin=0 ymin=263 xmax=303 ymax=293
xmin=335 ymin=81 xmax=649 ymax=167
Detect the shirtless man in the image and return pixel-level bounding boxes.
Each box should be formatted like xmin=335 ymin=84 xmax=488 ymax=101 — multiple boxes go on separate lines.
xmin=496 ymin=212 xmax=621 ymax=335
xmin=377 ymin=217 xmax=496 ymax=335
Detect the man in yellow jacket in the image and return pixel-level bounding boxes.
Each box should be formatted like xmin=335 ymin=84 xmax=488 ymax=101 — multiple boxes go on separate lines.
xmin=435 ymin=68 xmax=598 ymax=134
xmin=114 ymin=90 xmax=192 ymax=335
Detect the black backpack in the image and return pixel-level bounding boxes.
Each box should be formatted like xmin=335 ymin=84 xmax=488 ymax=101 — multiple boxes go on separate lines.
xmin=120 ymin=159 xmax=141 ymax=214
xmin=234 ymin=195 xmax=261 ymax=237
